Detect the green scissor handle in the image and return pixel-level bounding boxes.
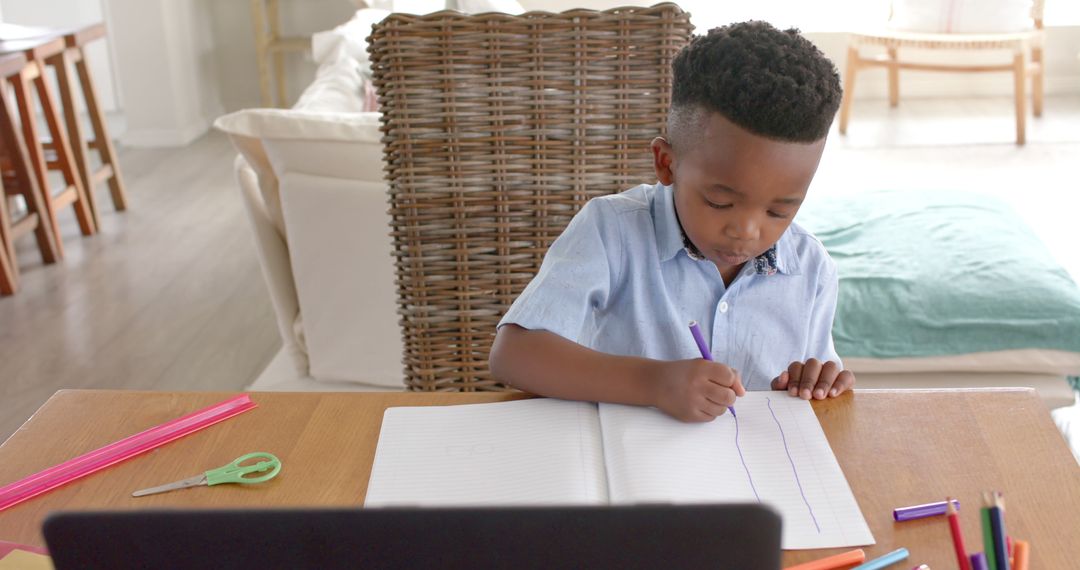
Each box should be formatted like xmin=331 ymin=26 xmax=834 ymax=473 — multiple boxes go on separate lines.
xmin=205 ymin=452 xmax=282 ymax=486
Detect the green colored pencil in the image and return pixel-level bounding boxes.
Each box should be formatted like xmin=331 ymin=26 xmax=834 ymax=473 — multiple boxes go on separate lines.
xmin=982 ymin=499 xmax=998 ymax=570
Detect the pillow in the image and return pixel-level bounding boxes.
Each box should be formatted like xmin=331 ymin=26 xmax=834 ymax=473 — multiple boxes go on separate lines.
xmin=797 ymin=190 xmax=1080 ymax=376
xmin=888 ymin=0 xmax=1034 ymax=33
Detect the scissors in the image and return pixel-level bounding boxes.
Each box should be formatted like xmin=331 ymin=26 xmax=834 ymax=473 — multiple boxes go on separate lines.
xmin=132 ymin=452 xmax=282 ymax=497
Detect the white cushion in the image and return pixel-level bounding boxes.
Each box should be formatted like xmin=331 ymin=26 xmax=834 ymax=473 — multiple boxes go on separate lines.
xmin=278 ymin=171 xmax=402 ymax=387
xmin=888 ymin=0 xmax=1034 ymax=33
xmin=311 ymin=8 xmax=391 ymax=78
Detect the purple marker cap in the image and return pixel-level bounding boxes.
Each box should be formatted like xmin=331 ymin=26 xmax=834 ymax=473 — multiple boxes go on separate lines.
xmin=893 ymin=499 xmax=960 ymax=521
xmin=970 ymin=552 xmax=988 ymax=570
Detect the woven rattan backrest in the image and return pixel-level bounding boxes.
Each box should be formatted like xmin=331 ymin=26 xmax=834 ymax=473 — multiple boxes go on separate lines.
xmin=369 ymin=4 xmax=692 ymax=391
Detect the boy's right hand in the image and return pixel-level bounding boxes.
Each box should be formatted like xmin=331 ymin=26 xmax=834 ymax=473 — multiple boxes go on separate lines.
xmin=652 ymin=359 xmax=746 ymax=423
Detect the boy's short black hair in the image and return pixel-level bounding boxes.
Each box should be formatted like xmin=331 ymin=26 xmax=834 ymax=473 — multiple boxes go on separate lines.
xmin=669 ymin=21 xmax=842 ymax=145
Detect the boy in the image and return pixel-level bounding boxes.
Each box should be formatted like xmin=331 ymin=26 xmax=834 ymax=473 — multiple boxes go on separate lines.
xmin=489 ymin=21 xmax=854 ymax=422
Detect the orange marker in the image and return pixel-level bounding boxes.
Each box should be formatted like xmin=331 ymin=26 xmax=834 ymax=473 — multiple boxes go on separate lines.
xmin=1012 ymin=539 xmax=1030 ymax=570
xmin=784 ymin=549 xmax=866 ymax=570
xmin=947 ymin=497 xmax=972 ymax=570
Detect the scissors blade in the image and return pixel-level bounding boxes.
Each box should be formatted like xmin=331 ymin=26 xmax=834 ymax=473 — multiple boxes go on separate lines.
xmin=132 ymin=474 xmax=207 ymax=497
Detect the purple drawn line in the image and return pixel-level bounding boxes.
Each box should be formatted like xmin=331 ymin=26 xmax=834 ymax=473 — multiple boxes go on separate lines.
xmin=767 ymin=397 xmax=821 ymax=533
xmin=732 ymin=410 xmax=760 ymax=502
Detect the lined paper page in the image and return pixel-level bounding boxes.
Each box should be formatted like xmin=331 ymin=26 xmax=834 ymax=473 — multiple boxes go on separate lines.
xmin=365 ymin=399 xmax=608 ymax=507
xmin=599 ymin=393 xmax=874 ymax=549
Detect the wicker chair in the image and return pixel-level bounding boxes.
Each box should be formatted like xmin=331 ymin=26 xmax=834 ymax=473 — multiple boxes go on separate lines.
xmin=838 ymin=0 xmax=1045 ymax=145
xmin=368 ymin=4 xmax=693 ymax=391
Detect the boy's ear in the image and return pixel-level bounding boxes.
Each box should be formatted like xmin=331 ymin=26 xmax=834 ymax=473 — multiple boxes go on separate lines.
xmin=651 ymin=137 xmax=676 ymax=186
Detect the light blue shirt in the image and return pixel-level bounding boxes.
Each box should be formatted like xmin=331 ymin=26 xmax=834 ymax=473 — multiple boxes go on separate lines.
xmin=498 ymin=182 xmax=841 ymax=390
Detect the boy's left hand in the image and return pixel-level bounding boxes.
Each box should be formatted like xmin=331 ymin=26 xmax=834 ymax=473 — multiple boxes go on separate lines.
xmin=770 ymin=359 xmax=855 ymax=400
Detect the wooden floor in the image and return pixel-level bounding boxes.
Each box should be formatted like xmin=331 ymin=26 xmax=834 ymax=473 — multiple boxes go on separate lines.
xmin=2 ymin=95 xmax=1079 ymax=444
xmin=0 ymin=133 xmax=280 ymax=443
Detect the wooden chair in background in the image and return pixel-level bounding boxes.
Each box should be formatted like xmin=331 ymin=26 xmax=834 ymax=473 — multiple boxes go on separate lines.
xmin=839 ymin=0 xmax=1045 ymax=144
xmin=368 ymin=4 xmax=693 ymax=390
xmin=0 ymin=52 xmax=60 ymax=296
xmin=0 ymin=34 xmax=96 ymax=257
xmin=49 ymin=23 xmax=128 ymax=228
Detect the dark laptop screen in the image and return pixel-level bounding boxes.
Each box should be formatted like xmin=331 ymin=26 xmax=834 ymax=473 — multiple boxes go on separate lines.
xmin=44 ymin=504 xmax=781 ymax=570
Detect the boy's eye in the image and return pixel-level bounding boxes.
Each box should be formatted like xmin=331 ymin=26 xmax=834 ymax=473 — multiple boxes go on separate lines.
xmin=767 ymin=210 xmax=790 ymax=219
xmin=705 ymin=200 xmax=732 ymax=210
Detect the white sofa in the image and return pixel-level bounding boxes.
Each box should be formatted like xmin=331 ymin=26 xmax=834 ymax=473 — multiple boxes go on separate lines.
xmin=215 ymin=6 xmax=1078 ymax=415
xmin=217 ymin=7 xmax=402 ymax=391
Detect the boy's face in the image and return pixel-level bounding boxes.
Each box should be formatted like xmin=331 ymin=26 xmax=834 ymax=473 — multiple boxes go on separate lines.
xmin=652 ymin=111 xmax=826 ymax=281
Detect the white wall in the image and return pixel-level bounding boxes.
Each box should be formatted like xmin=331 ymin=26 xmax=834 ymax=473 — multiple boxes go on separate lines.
xmin=105 ymin=0 xmax=224 ymax=147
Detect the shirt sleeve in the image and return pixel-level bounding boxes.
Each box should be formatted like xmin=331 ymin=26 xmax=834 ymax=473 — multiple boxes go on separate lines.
xmin=498 ymin=198 xmax=621 ymax=344
xmin=804 ymin=256 xmax=843 ymax=367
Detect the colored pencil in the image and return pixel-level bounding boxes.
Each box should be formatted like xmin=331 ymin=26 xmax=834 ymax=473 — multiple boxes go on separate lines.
xmin=971 ymin=552 xmax=989 ymax=570
xmin=783 ymin=549 xmax=866 ymax=570
xmin=1012 ymin=539 xmax=1029 ymax=570
xmin=947 ymin=497 xmax=972 ymax=570
xmin=852 ymin=548 xmax=909 ymax=570
xmin=989 ymin=492 xmax=1010 ymax=570
xmin=981 ymin=501 xmax=998 ymax=570
xmin=893 ymin=499 xmax=960 ymax=521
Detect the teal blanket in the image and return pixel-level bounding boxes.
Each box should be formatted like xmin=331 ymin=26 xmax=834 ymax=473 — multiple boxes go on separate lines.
xmin=797 ymin=190 xmax=1080 ymax=359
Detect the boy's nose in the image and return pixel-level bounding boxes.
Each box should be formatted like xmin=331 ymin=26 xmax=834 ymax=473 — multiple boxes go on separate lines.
xmin=725 ymin=216 xmax=759 ymax=241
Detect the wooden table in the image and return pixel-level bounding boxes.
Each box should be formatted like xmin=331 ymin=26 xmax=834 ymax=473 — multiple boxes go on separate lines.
xmin=0 ymin=389 xmax=1077 ymax=567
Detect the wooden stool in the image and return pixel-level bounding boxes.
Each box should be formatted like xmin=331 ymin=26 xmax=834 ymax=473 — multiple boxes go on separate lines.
xmin=49 ymin=23 xmax=128 ymax=228
xmin=0 ymin=185 xmax=14 ymax=295
xmin=0 ymin=52 xmax=61 ymax=295
xmin=0 ymin=35 xmax=96 ymax=257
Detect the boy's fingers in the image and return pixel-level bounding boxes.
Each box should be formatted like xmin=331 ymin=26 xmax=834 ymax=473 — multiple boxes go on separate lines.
xmin=704 ymin=384 xmax=738 ymax=408
xmin=829 ymin=370 xmax=856 ymax=397
xmin=813 ymin=361 xmax=840 ymax=400
xmin=732 ymin=370 xmax=746 ymax=396
xmin=770 ymin=370 xmax=789 ymax=391
xmin=798 ymin=358 xmax=822 ymax=399
xmin=704 ymin=362 xmax=740 ymax=389
xmin=786 ymin=362 xmax=803 ymax=396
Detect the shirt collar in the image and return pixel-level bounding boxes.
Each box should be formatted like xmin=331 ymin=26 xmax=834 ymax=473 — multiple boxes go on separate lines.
xmin=653 ymin=183 xmax=799 ymax=276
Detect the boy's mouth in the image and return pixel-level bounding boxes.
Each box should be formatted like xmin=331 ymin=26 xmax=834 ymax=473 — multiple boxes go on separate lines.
xmin=713 ymin=249 xmax=752 ymax=265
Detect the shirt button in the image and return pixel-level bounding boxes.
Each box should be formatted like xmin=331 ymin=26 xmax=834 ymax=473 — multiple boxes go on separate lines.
xmin=719 ymin=301 xmax=729 ymax=313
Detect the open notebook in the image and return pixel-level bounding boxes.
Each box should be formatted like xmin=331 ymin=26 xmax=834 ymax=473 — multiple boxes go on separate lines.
xmin=365 ymin=393 xmax=874 ymax=550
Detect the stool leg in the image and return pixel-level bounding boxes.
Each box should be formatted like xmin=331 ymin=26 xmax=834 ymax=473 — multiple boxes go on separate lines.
xmin=887 ymin=47 xmax=899 ymax=108
xmin=1 ymin=78 xmax=59 ymax=264
xmin=73 ymin=45 xmax=127 ymax=212
xmin=11 ymin=67 xmax=67 ymax=257
xmin=838 ymin=45 xmax=859 ymax=135
xmin=1013 ymin=52 xmax=1026 ymax=145
xmin=250 ymin=0 xmax=273 ymax=107
xmin=267 ymin=0 xmax=287 ymax=107
xmin=32 ymin=58 xmax=96 ymax=235
xmin=0 ymin=187 xmax=17 ymax=295
xmin=51 ymin=50 xmax=101 ymax=229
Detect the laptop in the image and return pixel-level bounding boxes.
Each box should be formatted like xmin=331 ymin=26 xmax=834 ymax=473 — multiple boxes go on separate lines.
xmin=44 ymin=503 xmax=781 ymax=569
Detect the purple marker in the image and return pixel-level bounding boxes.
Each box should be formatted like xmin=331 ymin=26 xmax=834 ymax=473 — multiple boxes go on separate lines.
xmin=893 ymin=499 xmax=961 ymax=521
xmin=688 ymin=320 xmax=736 ymax=417
xmin=970 ymin=552 xmax=988 ymax=570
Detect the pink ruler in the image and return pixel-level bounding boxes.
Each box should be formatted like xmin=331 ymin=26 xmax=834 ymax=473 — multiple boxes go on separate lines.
xmin=0 ymin=394 xmax=257 ymax=512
